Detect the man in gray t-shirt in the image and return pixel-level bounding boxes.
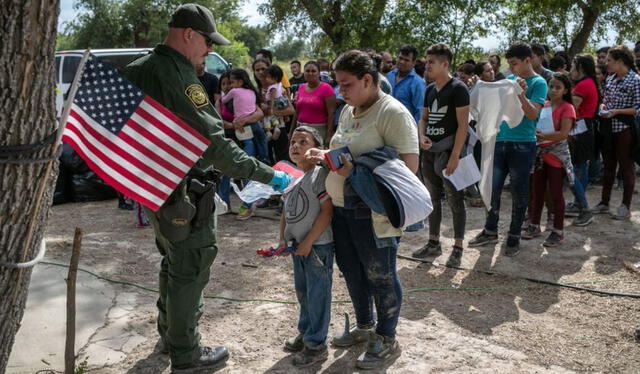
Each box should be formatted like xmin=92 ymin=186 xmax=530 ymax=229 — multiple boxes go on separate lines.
xmin=284 ymin=166 xmax=333 ymax=245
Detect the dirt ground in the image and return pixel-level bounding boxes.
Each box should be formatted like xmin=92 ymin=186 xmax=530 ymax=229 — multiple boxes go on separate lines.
xmin=42 ymin=183 xmax=640 ymax=374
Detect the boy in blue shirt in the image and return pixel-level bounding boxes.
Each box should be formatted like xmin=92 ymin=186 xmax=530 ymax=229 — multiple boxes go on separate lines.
xmin=469 ymin=42 xmax=548 ymax=256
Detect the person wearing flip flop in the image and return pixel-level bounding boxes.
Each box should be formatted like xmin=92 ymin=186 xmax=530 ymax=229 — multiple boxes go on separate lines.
xmin=122 ymin=4 xmax=291 ymax=372
xmin=277 ymin=126 xmax=334 ymax=367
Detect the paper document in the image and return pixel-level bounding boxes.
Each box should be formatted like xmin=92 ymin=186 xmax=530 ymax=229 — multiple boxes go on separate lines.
xmin=443 ymin=154 xmax=481 ymax=191
xmin=569 ymin=119 xmax=588 ymax=136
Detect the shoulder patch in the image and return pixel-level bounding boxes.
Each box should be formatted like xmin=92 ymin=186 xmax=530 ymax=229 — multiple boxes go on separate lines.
xmin=185 ymin=84 xmax=209 ymax=109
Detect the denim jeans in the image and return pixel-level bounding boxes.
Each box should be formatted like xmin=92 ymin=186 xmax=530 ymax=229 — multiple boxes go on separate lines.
xmin=570 ymin=161 xmax=589 ymax=211
xmin=421 ymin=152 xmax=466 ymax=241
xmin=218 ymin=176 xmax=231 ymax=206
xmin=293 ymin=243 xmax=334 ymax=348
xmin=249 ymin=122 xmax=269 ymax=164
xmin=332 ymin=206 xmax=402 ymax=338
xmin=485 ymin=141 xmax=536 ymax=239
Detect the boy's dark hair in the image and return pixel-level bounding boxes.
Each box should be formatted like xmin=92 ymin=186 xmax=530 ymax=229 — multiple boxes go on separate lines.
xmin=542 ymin=44 xmax=551 ymax=54
xmin=290 ymin=60 xmax=301 ymax=66
xmin=457 ymin=63 xmax=475 ymax=75
xmin=398 ymin=44 xmax=419 ymax=61
xmin=474 ymin=61 xmax=490 ymax=76
xmin=549 ymin=55 xmax=567 ymax=71
xmin=597 ymin=46 xmax=610 ymax=55
xmin=256 ymin=48 xmax=273 ymax=62
xmin=531 ymin=43 xmax=546 ymax=57
xmin=464 ymin=59 xmax=476 ymax=65
xmin=333 ymin=50 xmax=379 ymax=85
xmin=505 ymin=41 xmax=533 ymax=60
xmin=293 ymin=125 xmax=323 ymax=147
xmin=608 ymin=44 xmax=638 ymax=72
xmin=265 ymin=64 xmax=284 ymax=82
xmin=426 ymin=43 xmax=453 ymax=64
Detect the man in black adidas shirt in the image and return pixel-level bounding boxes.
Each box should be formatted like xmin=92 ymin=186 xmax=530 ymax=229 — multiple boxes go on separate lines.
xmin=414 ymin=43 xmax=470 ymax=268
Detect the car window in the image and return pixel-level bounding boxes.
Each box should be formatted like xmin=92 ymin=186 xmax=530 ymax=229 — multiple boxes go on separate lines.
xmin=100 ymin=52 xmax=150 ymax=71
xmin=62 ymin=55 xmax=81 ymax=84
xmin=205 ymin=54 xmax=228 ymax=77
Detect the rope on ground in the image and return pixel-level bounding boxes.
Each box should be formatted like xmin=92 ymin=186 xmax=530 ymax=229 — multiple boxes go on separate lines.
xmin=38 ymin=259 xmax=640 ymax=304
xmin=397 ymin=254 xmax=640 ymax=299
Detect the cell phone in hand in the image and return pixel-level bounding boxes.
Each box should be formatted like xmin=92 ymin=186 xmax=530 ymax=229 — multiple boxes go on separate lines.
xmin=324 ymin=147 xmax=353 ymax=171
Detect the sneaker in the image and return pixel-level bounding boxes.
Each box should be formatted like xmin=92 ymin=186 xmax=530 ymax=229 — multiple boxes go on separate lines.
xmin=236 ymin=204 xmax=255 ymax=220
xmin=572 ymin=210 xmax=594 ymax=226
xmin=611 ymin=204 xmax=631 ymax=220
xmin=469 ymin=230 xmax=498 ymax=247
xmin=411 ymin=241 xmax=442 ymax=258
xmin=355 ymin=333 xmax=400 ymax=370
xmin=467 ymin=196 xmax=485 ymax=207
xmin=504 ymin=236 xmax=520 ymax=257
xmin=284 ymin=333 xmax=304 ymax=352
xmin=445 ymin=246 xmax=463 ymax=268
xmin=331 ymin=313 xmax=373 ymax=347
xmin=521 ymin=224 xmax=542 ymax=240
xmin=331 ymin=326 xmax=372 ymax=347
xmin=565 ymin=203 xmax=580 ymax=217
xmin=591 ymin=203 xmax=610 ymax=214
xmin=543 ymin=231 xmax=564 ymax=247
xmin=292 ymin=345 xmax=328 ymax=367
xmin=171 ymin=346 xmax=229 ymax=373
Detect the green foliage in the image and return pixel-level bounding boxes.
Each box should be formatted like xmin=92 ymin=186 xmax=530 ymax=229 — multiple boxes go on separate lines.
xmin=235 ymin=24 xmax=270 ymax=57
xmin=214 ymin=20 xmax=251 ymax=68
xmin=499 ymin=0 xmax=640 ymax=54
xmin=58 ymin=0 xmax=244 ymax=48
xmin=273 ymin=38 xmax=306 ymax=61
xmin=75 ymin=357 xmax=89 ymax=374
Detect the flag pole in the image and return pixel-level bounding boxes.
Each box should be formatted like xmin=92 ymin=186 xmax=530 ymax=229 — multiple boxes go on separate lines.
xmin=56 ymin=48 xmax=91 ymax=144
xmin=11 ymin=49 xmax=92 ymax=304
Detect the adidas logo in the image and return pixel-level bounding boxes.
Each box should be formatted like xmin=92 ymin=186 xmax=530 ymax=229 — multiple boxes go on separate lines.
xmin=428 ymin=99 xmax=447 ymax=125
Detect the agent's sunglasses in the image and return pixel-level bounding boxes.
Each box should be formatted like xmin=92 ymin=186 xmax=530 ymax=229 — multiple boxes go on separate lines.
xmin=194 ymin=30 xmax=214 ymax=47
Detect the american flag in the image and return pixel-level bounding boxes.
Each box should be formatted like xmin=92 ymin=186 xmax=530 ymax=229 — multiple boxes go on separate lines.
xmin=62 ymin=54 xmax=211 ymax=211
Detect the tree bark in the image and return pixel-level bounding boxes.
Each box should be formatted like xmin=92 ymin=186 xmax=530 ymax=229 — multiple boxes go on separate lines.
xmin=0 ymin=1 xmax=60 ymax=373
xmin=568 ymin=2 xmax=601 ymax=59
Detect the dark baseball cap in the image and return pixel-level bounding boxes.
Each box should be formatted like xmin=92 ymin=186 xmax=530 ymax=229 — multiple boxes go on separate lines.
xmin=168 ymin=3 xmax=230 ymax=46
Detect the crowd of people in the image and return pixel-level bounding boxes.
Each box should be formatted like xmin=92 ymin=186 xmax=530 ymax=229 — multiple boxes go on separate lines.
xmin=194 ymin=40 xmax=640 ymax=368
xmin=116 ymin=5 xmax=640 ymax=371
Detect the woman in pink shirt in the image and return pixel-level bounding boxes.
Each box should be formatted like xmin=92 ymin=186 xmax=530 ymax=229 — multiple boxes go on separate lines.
xmin=293 ymin=61 xmax=336 ymax=146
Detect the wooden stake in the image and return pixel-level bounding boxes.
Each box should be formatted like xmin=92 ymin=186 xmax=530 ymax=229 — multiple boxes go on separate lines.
xmin=65 ymin=228 xmax=83 ymax=374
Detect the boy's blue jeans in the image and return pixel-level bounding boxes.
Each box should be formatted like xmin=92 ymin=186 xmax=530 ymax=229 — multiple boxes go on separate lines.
xmin=293 ymin=243 xmax=334 ymax=348
xmin=570 ymin=161 xmax=590 ymax=211
xmin=249 ymin=122 xmax=269 ymax=164
xmin=332 ymin=206 xmax=402 ymax=338
xmin=485 ymin=141 xmax=536 ymax=239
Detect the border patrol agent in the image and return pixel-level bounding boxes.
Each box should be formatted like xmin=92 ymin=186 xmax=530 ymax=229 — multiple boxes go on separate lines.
xmin=123 ymin=4 xmax=291 ymax=372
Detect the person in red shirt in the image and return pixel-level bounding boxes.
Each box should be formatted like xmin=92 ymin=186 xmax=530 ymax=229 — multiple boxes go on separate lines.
xmin=523 ymin=73 xmax=576 ymax=247
xmin=563 ymin=54 xmax=600 ymax=225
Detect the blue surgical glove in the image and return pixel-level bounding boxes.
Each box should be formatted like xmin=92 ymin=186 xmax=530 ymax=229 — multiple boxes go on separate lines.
xmin=268 ymin=170 xmax=291 ymax=192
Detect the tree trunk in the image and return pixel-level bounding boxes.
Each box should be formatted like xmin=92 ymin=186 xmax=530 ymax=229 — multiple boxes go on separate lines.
xmin=0 ymin=1 xmax=60 ymax=373
xmin=568 ymin=4 xmax=601 ymax=59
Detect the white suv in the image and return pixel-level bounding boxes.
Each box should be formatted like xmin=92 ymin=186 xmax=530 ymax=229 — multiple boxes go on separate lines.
xmin=55 ymin=48 xmax=229 ymax=116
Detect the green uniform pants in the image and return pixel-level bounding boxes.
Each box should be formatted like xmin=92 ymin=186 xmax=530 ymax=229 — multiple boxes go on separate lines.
xmin=147 ymin=208 xmax=218 ymax=366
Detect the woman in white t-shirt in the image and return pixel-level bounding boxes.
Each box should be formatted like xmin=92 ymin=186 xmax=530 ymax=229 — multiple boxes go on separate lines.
xmin=305 ymin=50 xmax=418 ymax=369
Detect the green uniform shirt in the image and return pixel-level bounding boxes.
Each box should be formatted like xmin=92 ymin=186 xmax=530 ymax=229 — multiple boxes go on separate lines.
xmin=123 ymin=44 xmax=273 ymax=186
